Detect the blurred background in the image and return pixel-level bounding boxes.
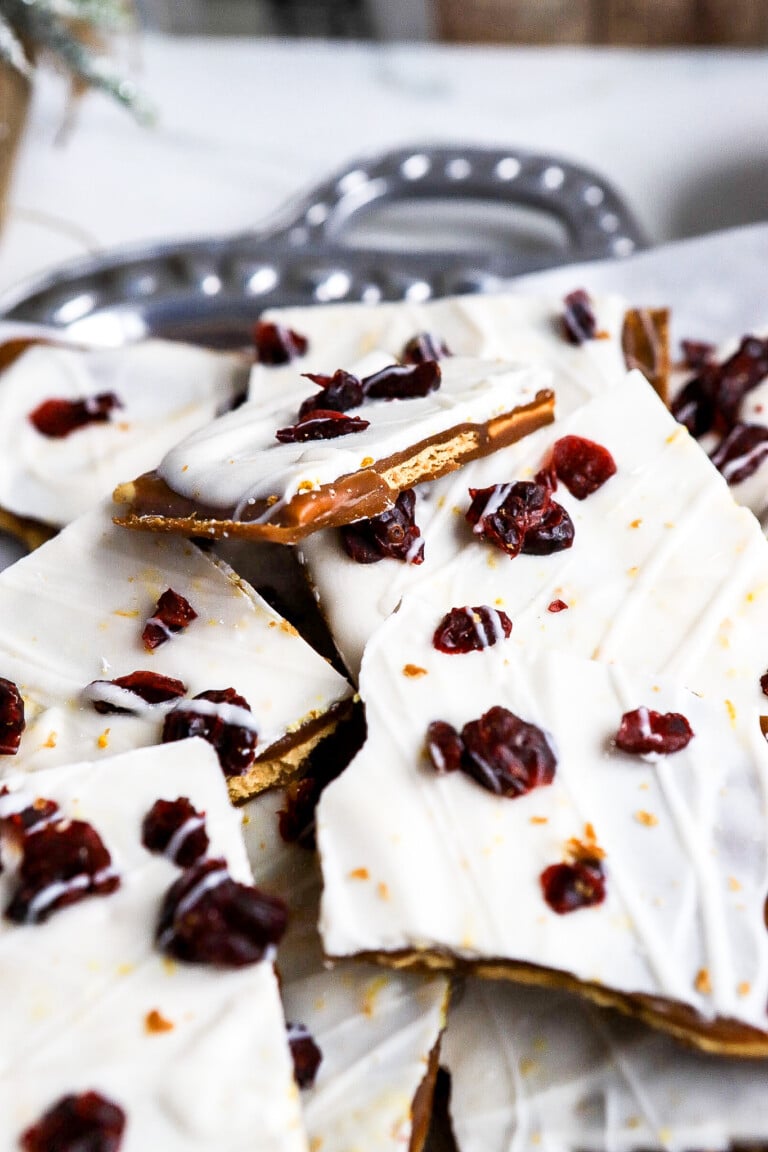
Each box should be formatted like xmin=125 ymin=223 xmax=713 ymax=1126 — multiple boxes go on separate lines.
xmin=140 ymin=0 xmax=768 ymax=45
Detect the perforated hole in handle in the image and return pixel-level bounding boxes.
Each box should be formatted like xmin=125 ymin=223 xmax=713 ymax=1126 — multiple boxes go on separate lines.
xmin=271 ymin=145 xmax=648 ymax=266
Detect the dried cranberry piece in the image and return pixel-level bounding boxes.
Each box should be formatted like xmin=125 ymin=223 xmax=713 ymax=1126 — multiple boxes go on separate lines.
xmin=298 ymin=369 xmax=364 ymax=418
xmin=522 ymin=502 xmax=575 ymax=556
xmin=142 ymin=797 xmax=208 ymax=867
xmin=341 ymin=488 xmax=424 ymax=565
xmin=673 ymin=335 xmax=768 ymax=439
xmin=87 ymin=670 xmax=187 ymax=715
xmin=0 ymin=676 xmax=25 ymax=755
xmin=466 ymin=481 xmax=547 ymax=558
xmin=460 ymin=706 xmax=556 ymax=797
xmin=278 ymin=706 xmax=367 ymax=850
xmin=288 ymin=1022 xmax=323 ymax=1089
xmin=548 ymin=599 xmax=568 ymax=613
xmin=547 ymin=435 xmax=617 ymax=500
xmin=466 ymin=481 xmax=574 ymax=559
xmin=433 ymin=605 xmax=513 ymax=654
xmin=162 ymin=688 xmax=258 ymax=777
xmin=541 ymin=858 xmax=606 ymax=914
xmin=426 ymin=721 xmax=465 ymax=775
xmin=401 ymin=333 xmax=451 ymax=364
xmin=29 ymin=393 xmax=123 ymax=439
xmin=672 ymin=375 xmax=716 ymax=439
xmin=21 ymin=1091 xmax=126 ymax=1152
xmin=5 ymin=819 xmax=119 ymax=924
xmin=681 ymin=339 xmax=716 ymax=370
xmin=761 ymin=671 xmax=768 ymax=697
xmin=709 ymin=423 xmax=768 ymax=485
xmin=275 ymin=408 xmax=370 ymax=443
xmin=156 ymin=857 xmax=287 ymax=967
xmin=142 ymin=588 xmax=198 ymax=651
xmin=362 ymin=360 xmax=441 ymax=400
xmin=561 ymin=289 xmax=598 ymax=344
xmin=614 ymin=706 xmax=694 ymax=755
xmin=254 ymin=320 xmax=308 ymax=365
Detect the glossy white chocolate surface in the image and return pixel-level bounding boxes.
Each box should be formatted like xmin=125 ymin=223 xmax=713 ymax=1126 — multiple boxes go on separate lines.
xmin=0 ymin=740 xmax=307 ymax=1151
xmin=243 ymin=789 xmax=449 ymax=1152
xmin=0 ymin=340 xmax=249 ymax=526
xmin=445 ymin=979 xmax=768 ymax=1152
xmin=319 ymin=599 xmax=768 ymax=1036
xmin=0 ymin=503 xmax=351 ymax=779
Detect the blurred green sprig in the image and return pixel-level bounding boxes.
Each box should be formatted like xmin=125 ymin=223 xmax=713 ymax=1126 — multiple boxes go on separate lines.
xmin=0 ymin=0 xmax=153 ymax=122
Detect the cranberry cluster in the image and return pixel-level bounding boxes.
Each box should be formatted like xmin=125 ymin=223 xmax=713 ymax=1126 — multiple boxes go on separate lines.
xmin=672 ymin=334 xmax=768 ymax=483
xmin=84 ymin=674 xmax=260 ymax=779
xmin=278 ymin=356 xmax=442 ymax=444
xmin=426 ymin=705 xmax=556 ymax=799
xmin=1 ymin=797 xmax=119 ymax=925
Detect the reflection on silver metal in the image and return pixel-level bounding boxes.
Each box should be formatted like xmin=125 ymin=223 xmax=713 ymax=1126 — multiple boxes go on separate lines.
xmin=0 ymin=145 xmax=647 ymax=349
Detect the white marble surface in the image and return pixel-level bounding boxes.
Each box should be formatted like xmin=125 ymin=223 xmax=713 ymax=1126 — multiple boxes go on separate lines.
xmin=1 ymin=37 xmax=768 ymax=296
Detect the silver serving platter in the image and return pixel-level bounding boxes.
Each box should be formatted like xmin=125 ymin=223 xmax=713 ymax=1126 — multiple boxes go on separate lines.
xmin=0 ymin=144 xmax=646 ymax=345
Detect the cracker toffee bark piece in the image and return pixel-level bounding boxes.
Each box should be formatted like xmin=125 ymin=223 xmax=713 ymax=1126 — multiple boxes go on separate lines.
xmin=444 ymin=980 xmax=768 ymax=1152
xmin=318 ymin=597 xmax=768 ymax=1055
xmin=0 ymin=502 xmax=352 ymax=801
xmin=0 ymin=339 xmax=250 ymax=533
xmin=114 ymin=357 xmax=555 ymax=544
xmin=301 ymin=371 xmax=768 ymax=714
xmin=0 ymin=740 xmax=307 ymax=1152
xmin=242 ymin=788 xmax=449 ymax=1152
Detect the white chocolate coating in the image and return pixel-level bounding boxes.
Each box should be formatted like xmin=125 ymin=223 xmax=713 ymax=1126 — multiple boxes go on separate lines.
xmin=251 ymin=294 xmax=627 ymax=403
xmin=0 ymin=502 xmax=351 ymax=778
xmin=0 ymin=740 xmax=307 ymax=1152
xmin=242 ymin=789 xmax=450 ymax=1152
xmin=0 ymin=340 xmax=250 ymax=526
xmin=159 ymin=356 xmax=553 ymax=514
xmin=318 ymin=598 xmax=768 ymax=1034
xmin=302 ymin=372 xmax=768 ymax=722
xmin=444 ymin=979 xmax=768 ymax=1152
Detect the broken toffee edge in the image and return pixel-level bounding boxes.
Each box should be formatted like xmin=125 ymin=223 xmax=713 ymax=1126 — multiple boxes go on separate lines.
xmin=112 ymin=391 xmax=555 ymax=545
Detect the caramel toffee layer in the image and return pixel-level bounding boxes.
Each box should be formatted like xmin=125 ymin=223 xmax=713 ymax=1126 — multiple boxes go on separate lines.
xmin=228 ymin=697 xmax=353 ymax=804
xmin=113 ymin=391 xmax=555 ymax=544
xmin=331 ymin=949 xmax=768 ymax=1058
xmin=622 ymin=307 xmax=670 ymax=403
